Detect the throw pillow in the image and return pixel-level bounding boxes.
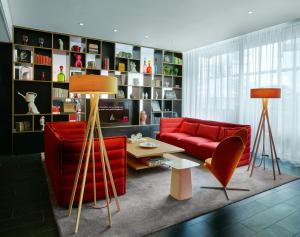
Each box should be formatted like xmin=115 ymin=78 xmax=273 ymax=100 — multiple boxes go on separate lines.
xmin=196 ymin=124 xmax=220 ymax=141
xmin=180 ymin=122 xmax=199 ymax=136
xmin=219 ymin=127 xmax=244 ymax=140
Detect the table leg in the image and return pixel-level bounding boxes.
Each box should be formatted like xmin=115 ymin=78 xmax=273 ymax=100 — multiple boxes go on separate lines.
xmin=170 ymin=168 xmax=192 ymax=200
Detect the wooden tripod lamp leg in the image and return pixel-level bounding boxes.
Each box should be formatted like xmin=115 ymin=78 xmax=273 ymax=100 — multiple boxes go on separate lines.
xmin=92 ymin=132 xmax=97 ymax=206
xmin=94 ymin=95 xmax=112 ymax=226
xmin=247 ymin=108 xmax=264 ymax=171
xmin=68 ymin=95 xmax=96 ymax=216
xmin=74 ymin=95 xmax=98 ymax=234
xmin=250 ymin=110 xmax=266 ymax=177
xmin=96 ymin=112 xmax=121 ymax=212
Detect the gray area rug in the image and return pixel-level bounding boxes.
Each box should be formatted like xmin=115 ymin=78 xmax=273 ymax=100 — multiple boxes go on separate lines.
xmin=51 ymin=153 xmax=298 ymax=237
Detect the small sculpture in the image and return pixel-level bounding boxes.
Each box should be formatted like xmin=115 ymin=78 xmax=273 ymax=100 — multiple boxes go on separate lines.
xmin=38 ymin=37 xmax=44 ymax=47
xmin=18 ymin=92 xmax=40 ymax=114
xmin=22 ymin=35 xmax=28 ymax=45
xmin=74 ymin=54 xmax=83 ymax=68
xmin=155 ymin=91 xmax=159 ymax=99
xmin=129 ymin=61 xmax=137 ymax=72
xmin=110 ymin=114 xmax=115 ymax=121
xmin=145 ymin=92 xmax=148 ymax=99
xmin=40 ymin=116 xmax=45 ymax=131
xmin=58 ymin=39 xmax=64 ymax=50
xmin=140 ymin=111 xmax=147 ymax=125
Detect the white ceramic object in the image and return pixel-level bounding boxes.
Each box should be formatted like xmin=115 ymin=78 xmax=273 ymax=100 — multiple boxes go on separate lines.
xmin=139 ymin=142 xmax=159 ymax=148
xmin=18 ymin=91 xmax=40 ymax=114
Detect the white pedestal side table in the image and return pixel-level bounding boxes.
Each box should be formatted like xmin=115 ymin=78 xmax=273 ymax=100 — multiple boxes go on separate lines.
xmin=164 ymin=154 xmax=200 ymax=200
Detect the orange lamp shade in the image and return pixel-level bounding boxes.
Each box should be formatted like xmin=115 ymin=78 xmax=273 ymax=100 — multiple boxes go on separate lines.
xmin=250 ymin=88 xmax=281 ymax=98
xmin=69 ymin=75 xmax=117 ymax=94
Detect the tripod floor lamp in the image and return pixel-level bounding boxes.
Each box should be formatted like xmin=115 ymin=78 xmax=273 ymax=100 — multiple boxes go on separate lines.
xmin=248 ymin=88 xmax=281 ymax=180
xmin=68 ymin=75 xmax=120 ymax=234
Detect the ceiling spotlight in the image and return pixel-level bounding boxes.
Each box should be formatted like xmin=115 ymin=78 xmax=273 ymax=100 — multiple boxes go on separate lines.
xmin=248 ymin=11 xmax=254 ymax=15
xmin=145 ymin=35 xmax=149 ymax=39
xmin=113 ymin=29 xmax=118 ymax=32
xmin=79 ymin=22 xmax=84 ymax=26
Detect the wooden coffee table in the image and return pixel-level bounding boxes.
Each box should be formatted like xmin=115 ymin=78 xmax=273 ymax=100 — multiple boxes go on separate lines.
xmin=126 ymin=137 xmax=184 ymax=170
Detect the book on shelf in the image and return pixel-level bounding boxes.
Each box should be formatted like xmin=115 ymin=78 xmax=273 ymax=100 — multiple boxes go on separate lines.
xmin=142 ymin=157 xmax=172 ymax=167
xmin=52 ymin=88 xmax=68 ymax=98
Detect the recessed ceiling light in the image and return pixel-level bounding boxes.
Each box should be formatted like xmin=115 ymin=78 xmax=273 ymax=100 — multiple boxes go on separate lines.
xmin=145 ymin=35 xmax=149 ymax=39
xmin=113 ymin=29 xmax=118 ymax=32
xmin=248 ymin=11 xmax=254 ymax=15
xmin=79 ymin=22 xmax=84 ymax=26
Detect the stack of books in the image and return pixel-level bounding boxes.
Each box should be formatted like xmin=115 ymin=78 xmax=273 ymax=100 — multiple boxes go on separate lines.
xmin=142 ymin=157 xmax=172 ymax=167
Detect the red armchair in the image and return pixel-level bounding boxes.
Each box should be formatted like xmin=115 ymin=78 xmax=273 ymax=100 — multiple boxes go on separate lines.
xmin=44 ymin=121 xmax=127 ymax=206
xmin=157 ymin=117 xmax=251 ymax=166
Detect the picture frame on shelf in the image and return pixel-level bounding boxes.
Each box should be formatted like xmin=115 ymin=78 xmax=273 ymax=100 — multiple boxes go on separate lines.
xmin=15 ymin=49 xmax=32 ymax=63
xmin=116 ymin=89 xmax=125 ymax=99
xmin=165 ymin=90 xmax=177 ymax=100
xmin=151 ymin=101 xmax=161 ymax=112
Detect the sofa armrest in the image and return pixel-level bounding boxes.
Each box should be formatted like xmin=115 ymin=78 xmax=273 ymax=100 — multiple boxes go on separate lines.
xmin=159 ymin=118 xmax=184 ymax=134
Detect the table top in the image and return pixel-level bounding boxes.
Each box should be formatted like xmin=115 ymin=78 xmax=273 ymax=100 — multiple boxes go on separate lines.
xmin=127 ymin=137 xmax=185 ymax=159
xmin=163 ymin=153 xmax=200 ymax=169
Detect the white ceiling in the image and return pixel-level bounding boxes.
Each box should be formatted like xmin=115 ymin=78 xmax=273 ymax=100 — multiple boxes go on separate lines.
xmin=6 ymin=0 xmax=300 ymax=51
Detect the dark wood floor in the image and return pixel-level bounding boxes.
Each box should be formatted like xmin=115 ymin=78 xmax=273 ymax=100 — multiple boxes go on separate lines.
xmin=0 ymin=154 xmax=299 ymax=237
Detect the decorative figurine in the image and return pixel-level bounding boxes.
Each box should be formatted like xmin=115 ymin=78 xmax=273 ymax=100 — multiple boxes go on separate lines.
xmin=155 ymin=91 xmax=159 ymax=99
xmin=142 ymin=92 xmax=145 ymax=99
xmin=40 ymin=116 xmax=45 ymax=131
xmin=140 ymin=111 xmax=147 ymax=125
xmin=104 ymin=57 xmax=110 ymax=70
xmin=58 ymin=39 xmax=64 ymax=50
xmin=110 ymin=114 xmax=115 ymax=121
xmin=146 ymin=60 xmax=152 ymax=74
xmin=129 ymin=61 xmax=137 ymax=72
xmin=40 ymin=72 xmax=46 ymax=81
xmin=173 ymin=68 xmax=179 ymax=76
xmin=74 ymin=54 xmax=83 ymax=68
xmin=18 ymin=92 xmax=40 ymax=114
xmin=57 ymin=66 xmax=65 ymax=82
xmin=22 ymin=35 xmax=29 ymax=45
xmin=145 ymin=92 xmax=148 ymax=99
xmin=38 ymin=37 xmax=45 ymax=47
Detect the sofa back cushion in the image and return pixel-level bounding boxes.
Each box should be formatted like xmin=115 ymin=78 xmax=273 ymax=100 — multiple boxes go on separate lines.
xmin=219 ymin=127 xmax=243 ymax=141
xmin=196 ymin=124 xmax=220 ymax=141
xmin=219 ymin=127 xmax=244 ymax=141
xmin=180 ymin=122 xmax=199 ymax=136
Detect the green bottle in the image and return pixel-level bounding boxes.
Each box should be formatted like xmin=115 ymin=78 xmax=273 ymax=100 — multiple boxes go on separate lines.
xmin=57 ymin=65 xmax=65 ymax=82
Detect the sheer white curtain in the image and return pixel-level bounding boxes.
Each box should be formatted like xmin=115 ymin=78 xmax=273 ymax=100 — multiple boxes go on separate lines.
xmin=183 ymin=21 xmax=300 ymax=165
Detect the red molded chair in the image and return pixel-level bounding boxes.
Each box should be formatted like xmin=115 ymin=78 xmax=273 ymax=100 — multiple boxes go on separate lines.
xmin=234 ymin=128 xmax=248 ymax=147
xmin=202 ymin=136 xmax=249 ymax=200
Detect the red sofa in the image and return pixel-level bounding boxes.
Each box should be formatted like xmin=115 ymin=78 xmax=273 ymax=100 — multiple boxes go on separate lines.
xmin=157 ymin=118 xmax=251 ymax=166
xmin=44 ymin=121 xmax=127 ymax=206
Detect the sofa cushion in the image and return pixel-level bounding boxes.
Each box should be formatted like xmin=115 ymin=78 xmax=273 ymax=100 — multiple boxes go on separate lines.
xmin=196 ymin=124 xmax=220 ymax=141
xmin=180 ymin=136 xmax=213 ymax=157
xmin=218 ymin=127 xmax=243 ymax=140
xmin=180 ymin=122 xmax=199 ymax=136
xmin=197 ymin=142 xmax=220 ymax=160
xmin=160 ymin=132 xmax=191 ymax=147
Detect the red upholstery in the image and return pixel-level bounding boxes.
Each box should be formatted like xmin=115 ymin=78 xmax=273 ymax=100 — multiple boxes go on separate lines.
xmin=196 ymin=124 xmax=220 ymax=141
xmin=44 ymin=121 xmax=127 ymax=207
xmin=159 ymin=132 xmax=192 ymax=146
xmin=180 ymin=122 xmax=199 ymax=136
xmin=158 ymin=117 xmax=251 ymax=166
